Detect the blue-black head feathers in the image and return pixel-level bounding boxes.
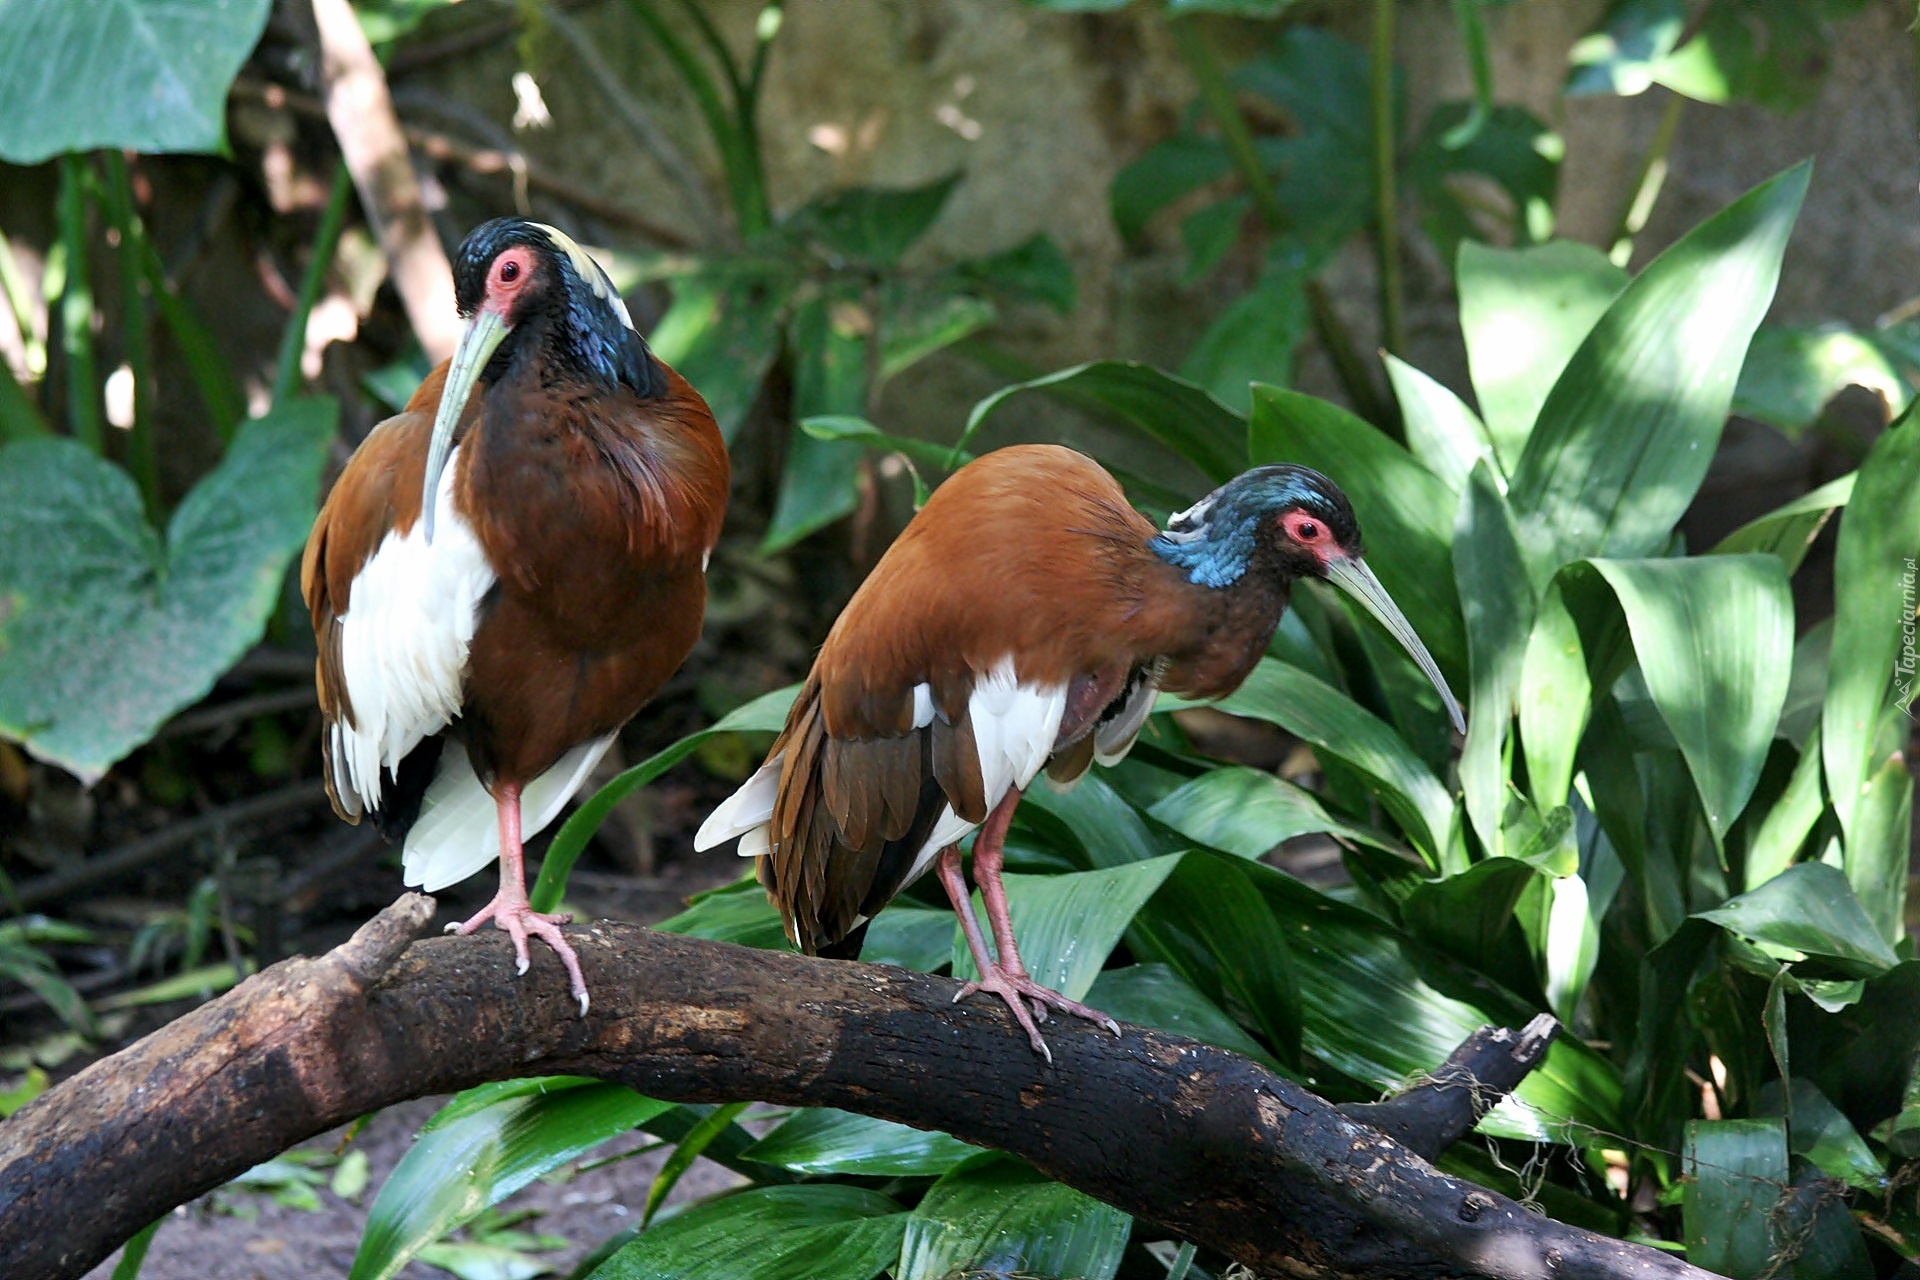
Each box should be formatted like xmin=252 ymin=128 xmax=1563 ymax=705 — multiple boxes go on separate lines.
xmin=1151 ymin=465 xmax=1359 ymax=588
xmin=452 ymin=218 xmax=664 ymax=398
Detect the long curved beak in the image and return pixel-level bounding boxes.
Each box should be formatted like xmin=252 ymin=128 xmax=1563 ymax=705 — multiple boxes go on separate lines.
xmin=1322 ymin=555 xmax=1466 ymax=735
xmin=421 ymin=309 xmax=510 ymax=543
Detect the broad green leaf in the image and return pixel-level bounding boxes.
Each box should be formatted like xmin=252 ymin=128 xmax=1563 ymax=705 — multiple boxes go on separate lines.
xmin=1565 ymin=0 xmax=1687 ymax=97
xmin=1021 ymin=772 xmax=1176 ymax=869
xmin=1517 ymin=581 xmax=1589 ymax=813
xmin=1386 ymin=354 xmax=1498 ymax=492
xmin=1587 ymin=556 xmax=1794 ymax=837
xmin=1454 ymin=462 xmax=1534 ymax=853
xmin=1711 ymin=473 xmax=1854 ymax=574
xmin=1696 ymin=863 xmax=1898 ymax=978
xmin=1683 ymin=1119 xmax=1788 ymax=1280
xmin=1180 ymin=263 xmax=1306 ymax=415
xmin=415 ymin=1242 xmax=551 ymax=1280
xmin=799 ymin=414 xmax=964 ymax=481
xmin=1508 ymin=165 xmax=1807 ymax=573
xmin=793 ymin=174 xmax=961 ymax=264
xmin=1209 ymin=658 xmax=1454 ymax=861
xmin=532 ymin=686 xmax=796 ymax=912
xmin=1084 ymin=962 xmax=1282 ymax=1070
xmin=352 ymin=1081 xmax=671 ymax=1280
xmin=1248 ymin=386 xmax=1467 ymax=679
xmin=1145 ymin=765 xmax=1394 ymax=858
xmin=653 ymin=883 xmax=789 ymax=951
xmin=1744 ymin=729 xmax=1826 ymax=891
xmin=952 ymin=855 xmax=1182 ymax=1000
xmin=1110 ymin=136 xmax=1231 ymax=242
xmin=644 ymin=1102 xmax=746 ymax=1226
xmin=0 ymin=399 xmax=335 ymax=781
xmin=1407 ymin=103 xmax=1561 ymax=267
xmin=1180 ymin=196 xmax=1251 ymax=284
xmin=897 ymin=1156 xmax=1129 ymax=1280
xmin=1398 ymin=857 xmax=1537 ymax=974
xmin=588 ymin=1185 xmax=905 ymax=1280
xmin=878 ymin=286 xmax=995 ymax=383
xmin=1233 ymin=28 xmax=1374 ymax=258
xmin=858 ymin=904 xmax=956 ymax=973
xmin=1457 ymin=240 xmax=1626 ymax=470
xmin=1756 ymin=1078 xmax=1886 ymax=1193
xmin=1822 ymin=407 xmax=1920 ymax=834
xmin=958 ymin=233 xmax=1076 ymax=314
xmin=1735 ymin=325 xmax=1909 ymax=437
xmin=646 ymin=272 xmax=787 ymax=443
xmin=1652 ymin=0 xmax=1865 ymax=113
xmin=764 ymin=290 xmax=870 ymax=552
xmin=0 ymin=0 xmax=274 ymax=163
xmin=957 ymin=360 xmax=1245 ymax=485
xmin=742 ymin=1109 xmax=982 ymax=1177
xmin=1843 ymin=753 xmax=1912 ymax=947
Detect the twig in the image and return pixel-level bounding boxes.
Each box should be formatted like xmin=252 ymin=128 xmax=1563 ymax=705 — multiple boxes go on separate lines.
xmin=1605 ymin=92 xmax=1684 ymax=268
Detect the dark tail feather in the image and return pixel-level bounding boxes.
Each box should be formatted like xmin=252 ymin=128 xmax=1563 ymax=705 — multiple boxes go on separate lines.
xmin=369 ymin=735 xmax=447 ymax=843
xmin=818 ymin=921 xmax=870 ymax=961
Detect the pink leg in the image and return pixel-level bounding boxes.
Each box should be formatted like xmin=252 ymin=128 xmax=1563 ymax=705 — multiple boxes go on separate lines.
xmin=937 ymin=789 xmax=1121 ymax=1063
xmin=447 ymin=781 xmax=591 ymax=1016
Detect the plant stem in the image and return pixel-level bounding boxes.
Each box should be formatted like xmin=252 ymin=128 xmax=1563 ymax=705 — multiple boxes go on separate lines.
xmin=1168 ymin=16 xmax=1285 ymax=234
xmin=1606 ymin=92 xmax=1684 ymax=267
xmin=57 ymin=154 xmax=102 ymax=452
xmin=272 ymin=159 xmax=355 ymax=406
xmin=1371 ymin=0 xmax=1404 ymax=358
xmin=0 ymin=360 xmax=48 ymax=440
xmin=99 ymin=152 xmax=161 ymax=518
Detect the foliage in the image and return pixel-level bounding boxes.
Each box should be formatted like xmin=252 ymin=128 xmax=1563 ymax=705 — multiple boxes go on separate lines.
xmin=358 ymin=164 xmax=1920 ymax=1278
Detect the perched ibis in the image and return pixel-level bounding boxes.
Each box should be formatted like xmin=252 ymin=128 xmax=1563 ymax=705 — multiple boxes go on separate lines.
xmin=303 ymin=219 xmax=729 ymax=1013
xmin=696 ymin=444 xmax=1460 ymax=1058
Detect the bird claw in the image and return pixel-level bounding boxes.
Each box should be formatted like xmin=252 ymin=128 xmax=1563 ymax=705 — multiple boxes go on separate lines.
xmin=954 ymin=966 xmax=1120 ymax=1062
xmin=448 ymin=897 xmax=591 ymax=1017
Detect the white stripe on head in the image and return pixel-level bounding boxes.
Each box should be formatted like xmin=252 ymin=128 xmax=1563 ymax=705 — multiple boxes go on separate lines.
xmin=531 ymin=222 xmax=635 ymax=332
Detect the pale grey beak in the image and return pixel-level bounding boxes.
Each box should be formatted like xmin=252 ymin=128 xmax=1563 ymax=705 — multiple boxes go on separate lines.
xmin=421 ymin=308 xmax=510 ymax=543
xmin=1322 ymin=555 xmax=1466 ymax=735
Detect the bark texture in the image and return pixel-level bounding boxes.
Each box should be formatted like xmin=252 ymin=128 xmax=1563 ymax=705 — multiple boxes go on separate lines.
xmin=0 ymin=895 xmax=1709 ymax=1280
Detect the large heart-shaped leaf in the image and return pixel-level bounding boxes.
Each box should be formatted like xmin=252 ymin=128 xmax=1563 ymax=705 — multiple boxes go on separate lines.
xmin=896 ymin=1156 xmax=1130 ymax=1280
xmin=353 ymin=1079 xmax=672 ymax=1280
xmin=0 ymin=399 xmax=335 ymax=781
xmin=1508 ymin=165 xmax=1807 ymax=574
xmin=952 ymin=854 xmax=1182 ymax=999
xmin=742 ymin=1109 xmax=982 ymax=1178
xmin=588 ymin=1185 xmax=906 ymax=1280
xmin=0 ymin=0 xmax=274 ymax=163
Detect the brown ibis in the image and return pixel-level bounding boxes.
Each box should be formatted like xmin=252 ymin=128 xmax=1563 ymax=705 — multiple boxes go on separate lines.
xmin=696 ymin=444 xmax=1460 ymax=1059
xmin=303 ymin=218 xmax=729 ymax=1014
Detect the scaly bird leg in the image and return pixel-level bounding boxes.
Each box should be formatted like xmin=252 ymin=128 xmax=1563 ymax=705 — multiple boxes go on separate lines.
xmin=447 ymin=781 xmax=591 ymax=1016
xmin=941 ymin=788 xmax=1122 ymax=1063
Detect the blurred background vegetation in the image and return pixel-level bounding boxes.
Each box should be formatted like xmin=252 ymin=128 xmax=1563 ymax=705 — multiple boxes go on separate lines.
xmin=1 ymin=1 xmax=1919 ymax=1278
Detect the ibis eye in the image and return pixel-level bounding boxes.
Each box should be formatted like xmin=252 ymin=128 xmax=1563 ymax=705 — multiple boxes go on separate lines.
xmin=1297 ymin=520 xmax=1320 ymax=541
xmin=499 ymin=259 xmax=521 ymax=283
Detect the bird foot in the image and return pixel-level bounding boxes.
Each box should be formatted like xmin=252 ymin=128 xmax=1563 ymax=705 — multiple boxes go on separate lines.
xmin=954 ymin=966 xmax=1122 ymax=1063
xmin=448 ymin=897 xmax=590 ymax=1017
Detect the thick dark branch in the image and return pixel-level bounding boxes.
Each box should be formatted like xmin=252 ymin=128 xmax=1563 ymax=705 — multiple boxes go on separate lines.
xmin=1340 ymin=1013 xmax=1562 ymax=1161
xmin=0 ymin=897 xmax=1707 ymax=1280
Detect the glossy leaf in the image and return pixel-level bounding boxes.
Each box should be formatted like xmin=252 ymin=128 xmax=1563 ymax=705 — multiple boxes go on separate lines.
xmin=897 ymin=1156 xmax=1130 ymax=1280
xmin=1696 ymin=863 xmax=1898 ymax=977
xmin=1822 ymin=407 xmax=1920 ymax=834
xmin=647 ymin=272 xmax=788 ymax=443
xmin=1683 ymin=1119 xmax=1788 ymax=1280
xmin=1145 ymin=765 xmax=1395 ymax=858
xmin=0 ymin=399 xmax=335 ymax=781
xmin=0 ymin=0 xmax=273 ymax=163
xmin=764 ymin=292 xmax=870 ymax=552
xmin=1735 ymin=324 xmax=1909 ymax=437
xmin=1085 ymin=962 xmax=1283 ymax=1070
xmin=1249 ymin=386 xmax=1467 ymax=676
xmin=653 ymin=882 xmax=790 ymax=951
xmin=1398 ymin=857 xmax=1537 ymax=974
xmin=1843 ymin=753 xmax=1913 ymax=947
xmin=1588 ymin=555 xmax=1794 ymax=837
xmin=587 ymin=1185 xmax=905 ymax=1280
xmin=878 ymin=286 xmax=995 ymax=383
xmin=742 ymin=1109 xmax=982 ymax=1177
xmin=1180 ymin=263 xmax=1307 ymax=414
xmin=1508 ymin=165 xmax=1807 ymax=573
xmin=792 ymin=174 xmax=961 ymax=264
xmin=1017 ymin=771 xmax=1176 ymax=870
xmin=1457 ymin=239 xmax=1625 ymax=470
xmin=532 ymin=687 xmax=797 ymax=912
xmin=1744 ymin=729 xmax=1826 ymax=891
xmin=858 ymin=904 xmax=955 ymax=973
xmin=952 ymin=855 xmax=1182 ymax=999
xmin=352 ymin=1081 xmax=671 ymax=1280
xmin=643 ymin=1102 xmax=746 ymax=1226
xmin=1757 ymin=1077 xmax=1886 ymax=1193
xmin=1208 ymin=658 xmax=1454 ymax=861
xmin=1454 ymin=461 xmax=1534 ymax=853
xmin=1386 ymin=354 xmax=1498 ymax=492
xmin=1516 ymin=579 xmax=1589 ymax=813
xmin=1711 ymin=473 xmax=1854 ymax=574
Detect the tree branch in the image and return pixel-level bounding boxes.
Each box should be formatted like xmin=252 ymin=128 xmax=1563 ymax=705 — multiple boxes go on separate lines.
xmin=0 ymin=897 xmax=1707 ymax=1280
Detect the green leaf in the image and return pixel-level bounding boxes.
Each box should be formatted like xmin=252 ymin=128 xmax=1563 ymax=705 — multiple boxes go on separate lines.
xmin=1822 ymin=407 xmax=1920 ymax=834
xmin=1386 ymin=354 xmax=1498 ymax=492
xmin=1110 ymin=136 xmax=1231 ymax=242
xmin=1146 ymin=765 xmax=1394 ymax=858
xmin=1399 ymin=857 xmax=1538 ymax=973
xmin=1843 ymin=753 xmax=1912 ymax=948
xmin=0 ymin=399 xmax=335 ymax=781
xmin=1084 ymin=962 xmax=1283 ymax=1070
xmin=0 ymin=0 xmax=274 ymax=163
xmin=1456 ymin=239 xmax=1626 ymax=471
xmin=1711 ymin=473 xmax=1854 ymax=574
xmin=798 ymin=415 xmax=962 ymax=474
xmin=1587 ymin=556 xmax=1794 ymax=837
xmin=1565 ymin=0 xmax=1689 ymax=97
xmin=952 ymin=855 xmax=1182 ymax=1000
xmin=793 ymin=174 xmax=961 ymax=264
xmin=1179 ymin=196 xmax=1250 ymax=283
xmin=1745 ymin=729 xmax=1827 ymax=891
xmin=644 ymin=1102 xmax=746 ymax=1226
xmin=957 ymin=360 xmax=1245 ymax=485
xmin=1696 ymin=863 xmax=1898 ymax=978
xmin=531 ymin=686 xmax=796 ymax=913
xmin=1454 ymin=462 xmax=1534 ymax=854
xmin=1408 ymin=103 xmax=1562 ymax=265
xmin=653 ymin=882 xmax=790 ymax=951
xmin=857 ymin=904 xmax=956 ymax=973
xmin=415 ymin=1241 xmax=552 ymax=1280
xmin=1020 ymin=771 xmax=1176 ymax=870
xmin=1248 ymin=386 xmax=1467 ymax=680
xmin=1735 ymin=325 xmax=1910 ymax=437
xmin=1208 ymin=658 xmax=1455 ymax=861
xmin=959 ymin=233 xmax=1076 ymax=314
xmin=1516 ymin=579 xmax=1590 ymax=814
xmin=763 ymin=292 xmax=871 ymax=553
xmin=587 ymin=1185 xmax=905 ymax=1280
xmin=878 ymin=287 xmax=995 ymax=383
xmin=742 ymin=1109 xmax=982 ymax=1177
xmin=1180 ymin=263 xmax=1307 ymax=415
xmin=1757 ymin=1077 xmax=1886 ymax=1193
xmin=897 ymin=1156 xmax=1129 ymax=1280
xmin=1508 ymin=165 xmax=1808 ymax=573
xmin=352 ymin=1081 xmax=671 ymax=1280
xmin=1683 ymin=1119 xmax=1788 ymax=1280
xmin=646 ymin=272 xmax=787 ymax=443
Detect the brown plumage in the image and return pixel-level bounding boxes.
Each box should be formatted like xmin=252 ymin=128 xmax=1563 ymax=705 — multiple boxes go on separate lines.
xmin=305 ymin=218 xmax=727 ymax=1013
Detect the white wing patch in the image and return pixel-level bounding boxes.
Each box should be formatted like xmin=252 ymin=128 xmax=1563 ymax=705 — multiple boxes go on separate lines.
xmin=331 ymin=448 xmax=494 ymax=816
xmin=403 ymin=732 xmax=618 ymax=892
xmin=1094 ymin=672 xmax=1161 ymax=766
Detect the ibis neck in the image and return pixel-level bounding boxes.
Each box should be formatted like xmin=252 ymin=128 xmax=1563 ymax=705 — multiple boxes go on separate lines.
xmin=1146 ymin=547 xmax=1293 ymax=701
xmin=485 ymin=303 xmax=664 ymax=399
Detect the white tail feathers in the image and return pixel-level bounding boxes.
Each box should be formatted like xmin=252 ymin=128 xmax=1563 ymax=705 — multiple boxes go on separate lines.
xmin=694 ymin=757 xmax=783 ymax=854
